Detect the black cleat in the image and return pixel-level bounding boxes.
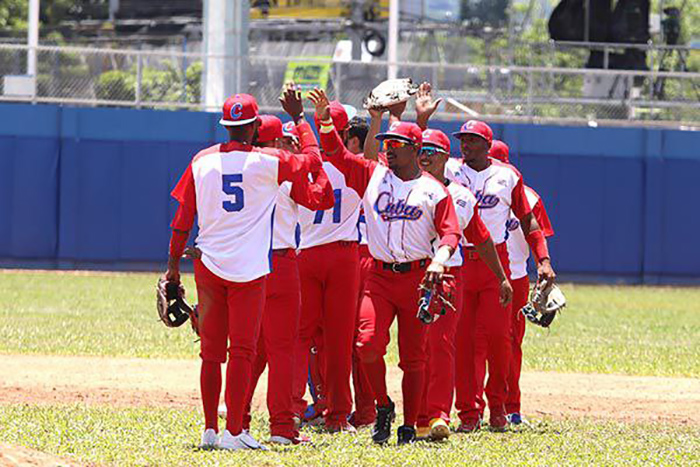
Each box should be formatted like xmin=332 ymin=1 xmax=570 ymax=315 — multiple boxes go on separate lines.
xmin=371 ymin=398 xmax=395 ymax=444
xmin=397 ymin=425 xmax=416 ymax=445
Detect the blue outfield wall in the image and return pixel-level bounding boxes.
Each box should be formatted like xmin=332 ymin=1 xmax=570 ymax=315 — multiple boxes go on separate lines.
xmin=0 ymin=102 xmax=699 ymax=283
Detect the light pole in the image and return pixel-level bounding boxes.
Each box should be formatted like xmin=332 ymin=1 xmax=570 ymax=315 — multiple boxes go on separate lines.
xmin=27 ymin=0 xmax=39 ymax=77
xmin=388 ymin=0 xmax=399 ymax=79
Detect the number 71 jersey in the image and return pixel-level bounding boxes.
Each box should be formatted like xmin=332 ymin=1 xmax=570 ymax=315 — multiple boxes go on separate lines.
xmin=297 ymin=162 xmax=362 ymax=249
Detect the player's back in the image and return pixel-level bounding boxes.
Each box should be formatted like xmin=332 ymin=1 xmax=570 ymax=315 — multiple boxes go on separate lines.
xmin=297 ymin=161 xmax=362 ymax=249
xmin=192 ymin=143 xmax=281 ymax=282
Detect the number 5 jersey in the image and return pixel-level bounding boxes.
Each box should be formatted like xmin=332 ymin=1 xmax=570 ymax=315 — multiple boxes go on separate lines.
xmin=170 ymin=120 xmax=324 ymax=282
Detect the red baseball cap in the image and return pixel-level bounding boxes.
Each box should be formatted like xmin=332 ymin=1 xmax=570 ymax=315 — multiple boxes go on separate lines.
xmin=281 ymin=121 xmax=299 ymax=141
xmin=421 ymin=129 xmax=451 ymax=153
xmin=257 ymin=115 xmax=284 ymax=144
xmin=220 ymin=93 xmax=259 ymax=126
xmin=314 ymin=101 xmax=357 ymax=131
xmin=489 ymin=139 xmax=510 ymax=163
xmin=452 ymin=120 xmax=493 ymax=147
xmin=376 ymin=121 xmax=423 ymax=146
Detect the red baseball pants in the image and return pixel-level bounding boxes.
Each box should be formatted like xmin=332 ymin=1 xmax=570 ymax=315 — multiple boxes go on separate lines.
xmin=417 ymin=266 xmax=463 ymax=427
xmin=194 ymin=258 xmax=265 ymax=436
xmin=455 ymin=244 xmax=511 ymax=424
xmin=242 ymin=250 xmax=301 ymax=439
xmin=356 ymin=263 xmax=429 ymax=427
xmin=293 ymin=241 xmax=359 ymax=428
xmin=505 ymin=275 xmax=530 ymax=415
xmin=351 ymin=245 xmax=377 ymax=425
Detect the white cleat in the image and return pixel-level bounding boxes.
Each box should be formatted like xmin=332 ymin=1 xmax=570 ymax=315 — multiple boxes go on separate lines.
xmin=218 ymin=403 xmax=228 ymax=418
xmin=199 ymin=428 xmax=218 ymax=449
xmin=218 ymin=430 xmax=268 ymax=451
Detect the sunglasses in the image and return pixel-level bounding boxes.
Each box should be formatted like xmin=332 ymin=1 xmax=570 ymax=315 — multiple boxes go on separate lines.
xmin=420 ymin=147 xmax=447 ymax=157
xmin=384 ymin=139 xmax=414 ymax=150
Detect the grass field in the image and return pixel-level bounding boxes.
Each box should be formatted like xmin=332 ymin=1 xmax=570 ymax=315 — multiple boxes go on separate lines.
xmin=1 ymin=270 xmax=698 ymax=377
xmin=1 ymin=270 xmax=699 ymax=466
xmin=1 ymin=405 xmax=698 ymax=467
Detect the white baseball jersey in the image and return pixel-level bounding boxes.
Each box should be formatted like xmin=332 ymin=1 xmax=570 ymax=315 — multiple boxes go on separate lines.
xmin=436 ymin=182 xmax=482 ymax=268
xmin=171 ymin=141 xmax=320 ymax=282
xmin=362 ymin=165 xmax=458 ymax=263
xmin=358 ymin=208 xmax=368 ymax=245
xmin=506 ymin=186 xmax=554 ymax=280
xmin=445 ymin=158 xmax=531 ymax=245
xmin=273 ymin=183 xmax=297 ymax=250
xmin=297 ymin=162 xmax=362 ymax=249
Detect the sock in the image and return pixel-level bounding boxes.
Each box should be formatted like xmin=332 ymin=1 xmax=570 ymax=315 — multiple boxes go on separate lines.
xmin=200 ymin=360 xmax=222 ymax=431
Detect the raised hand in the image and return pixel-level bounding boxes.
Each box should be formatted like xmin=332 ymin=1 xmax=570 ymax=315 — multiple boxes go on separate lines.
xmin=415 ymin=82 xmax=442 ymax=129
xmin=279 ymin=81 xmax=305 ymax=123
xmin=307 ymin=88 xmax=332 ymax=122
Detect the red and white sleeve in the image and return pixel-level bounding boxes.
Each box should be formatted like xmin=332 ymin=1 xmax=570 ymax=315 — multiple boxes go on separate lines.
xmin=169 ymin=164 xmax=197 ymax=258
xmin=434 ymin=194 xmax=462 ymax=250
xmin=463 ymin=205 xmax=490 ymax=246
xmin=319 ymin=128 xmax=376 ymax=197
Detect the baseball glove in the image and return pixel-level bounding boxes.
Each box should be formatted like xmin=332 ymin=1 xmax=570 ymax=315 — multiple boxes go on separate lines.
xmin=520 ymin=281 xmax=567 ymax=328
xmin=156 ymin=278 xmax=194 ymax=329
xmin=363 ymin=78 xmax=419 ymax=110
xmin=417 ymin=275 xmax=456 ymax=325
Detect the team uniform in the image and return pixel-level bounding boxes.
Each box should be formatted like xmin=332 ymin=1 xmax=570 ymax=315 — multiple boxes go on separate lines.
xmin=168 ymin=99 xmax=323 ymax=442
xmin=504 ymin=186 xmax=554 ymax=416
xmin=417 ymin=181 xmax=490 ymax=429
xmin=292 ymin=160 xmax=363 ymax=429
xmin=351 ymin=210 xmax=378 ymax=426
xmin=319 ymin=122 xmax=461 ymax=430
xmin=241 ymin=119 xmax=335 ymax=441
xmin=445 ymin=156 xmax=532 ymax=426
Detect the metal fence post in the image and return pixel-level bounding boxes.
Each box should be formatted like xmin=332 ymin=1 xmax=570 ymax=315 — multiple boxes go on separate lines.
xmin=135 ymin=52 xmax=142 ymax=107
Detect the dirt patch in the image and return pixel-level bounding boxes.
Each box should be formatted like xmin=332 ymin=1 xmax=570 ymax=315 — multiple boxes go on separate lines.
xmin=1 ymin=354 xmax=699 ymax=425
xmin=0 ymin=443 xmax=84 ymax=467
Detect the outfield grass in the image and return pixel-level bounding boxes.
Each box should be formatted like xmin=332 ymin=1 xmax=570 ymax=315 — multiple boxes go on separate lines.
xmin=1 ymin=271 xmax=699 ymax=376
xmin=0 ymin=405 xmax=697 ymax=467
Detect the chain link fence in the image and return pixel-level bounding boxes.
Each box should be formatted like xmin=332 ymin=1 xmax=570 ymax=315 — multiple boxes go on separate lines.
xmin=1 ymin=44 xmax=699 ymax=126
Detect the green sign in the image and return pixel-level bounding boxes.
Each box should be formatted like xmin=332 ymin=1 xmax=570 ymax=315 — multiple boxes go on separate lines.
xmin=283 ymin=57 xmax=332 ymax=96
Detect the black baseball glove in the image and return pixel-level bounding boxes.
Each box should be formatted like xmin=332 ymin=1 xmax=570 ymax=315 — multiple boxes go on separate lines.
xmin=156 ymin=278 xmax=194 ymax=328
xmin=520 ymin=281 xmax=567 ymax=328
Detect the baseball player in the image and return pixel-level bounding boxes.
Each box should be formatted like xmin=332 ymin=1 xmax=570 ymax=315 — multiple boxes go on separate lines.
xmin=415 ymin=128 xmax=512 ymax=441
xmin=489 ymin=140 xmax=555 ymax=426
xmin=445 ymin=120 xmax=556 ymax=432
xmin=164 ymin=89 xmax=322 ymax=450
xmin=301 ymin=115 xmax=375 ymax=428
xmin=292 ymin=100 xmax=363 ymax=433
xmin=240 ymin=115 xmax=335 ymax=445
xmin=308 ymin=88 xmax=462 ymax=445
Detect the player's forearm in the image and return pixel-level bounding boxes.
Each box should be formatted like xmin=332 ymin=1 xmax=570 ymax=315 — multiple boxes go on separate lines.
xmin=296 ymin=120 xmax=321 ymax=159
xmin=318 ymin=119 xmax=346 ymax=158
xmin=474 ymin=236 xmax=508 ymax=282
xmin=291 ymin=169 xmax=335 ymax=211
xmin=363 ymin=114 xmax=382 ymax=161
xmin=520 ymin=212 xmax=550 ymax=263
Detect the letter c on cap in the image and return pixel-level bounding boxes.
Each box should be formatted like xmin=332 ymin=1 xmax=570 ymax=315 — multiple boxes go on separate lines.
xmin=230 ymin=102 xmax=243 ymax=120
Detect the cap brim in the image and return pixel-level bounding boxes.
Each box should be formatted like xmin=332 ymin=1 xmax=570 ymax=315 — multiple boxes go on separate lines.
xmin=422 ymin=142 xmax=449 ymax=153
xmin=375 ymin=132 xmax=416 ymax=144
xmin=452 ymin=130 xmax=488 ymax=141
xmin=219 ymin=116 xmax=259 ymax=127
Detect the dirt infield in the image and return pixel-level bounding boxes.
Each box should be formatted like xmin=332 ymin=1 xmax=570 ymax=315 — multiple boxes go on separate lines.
xmin=0 ymin=443 xmax=83 ymax=467
xmin=2 ymin=354 xmax=699 ymax=425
